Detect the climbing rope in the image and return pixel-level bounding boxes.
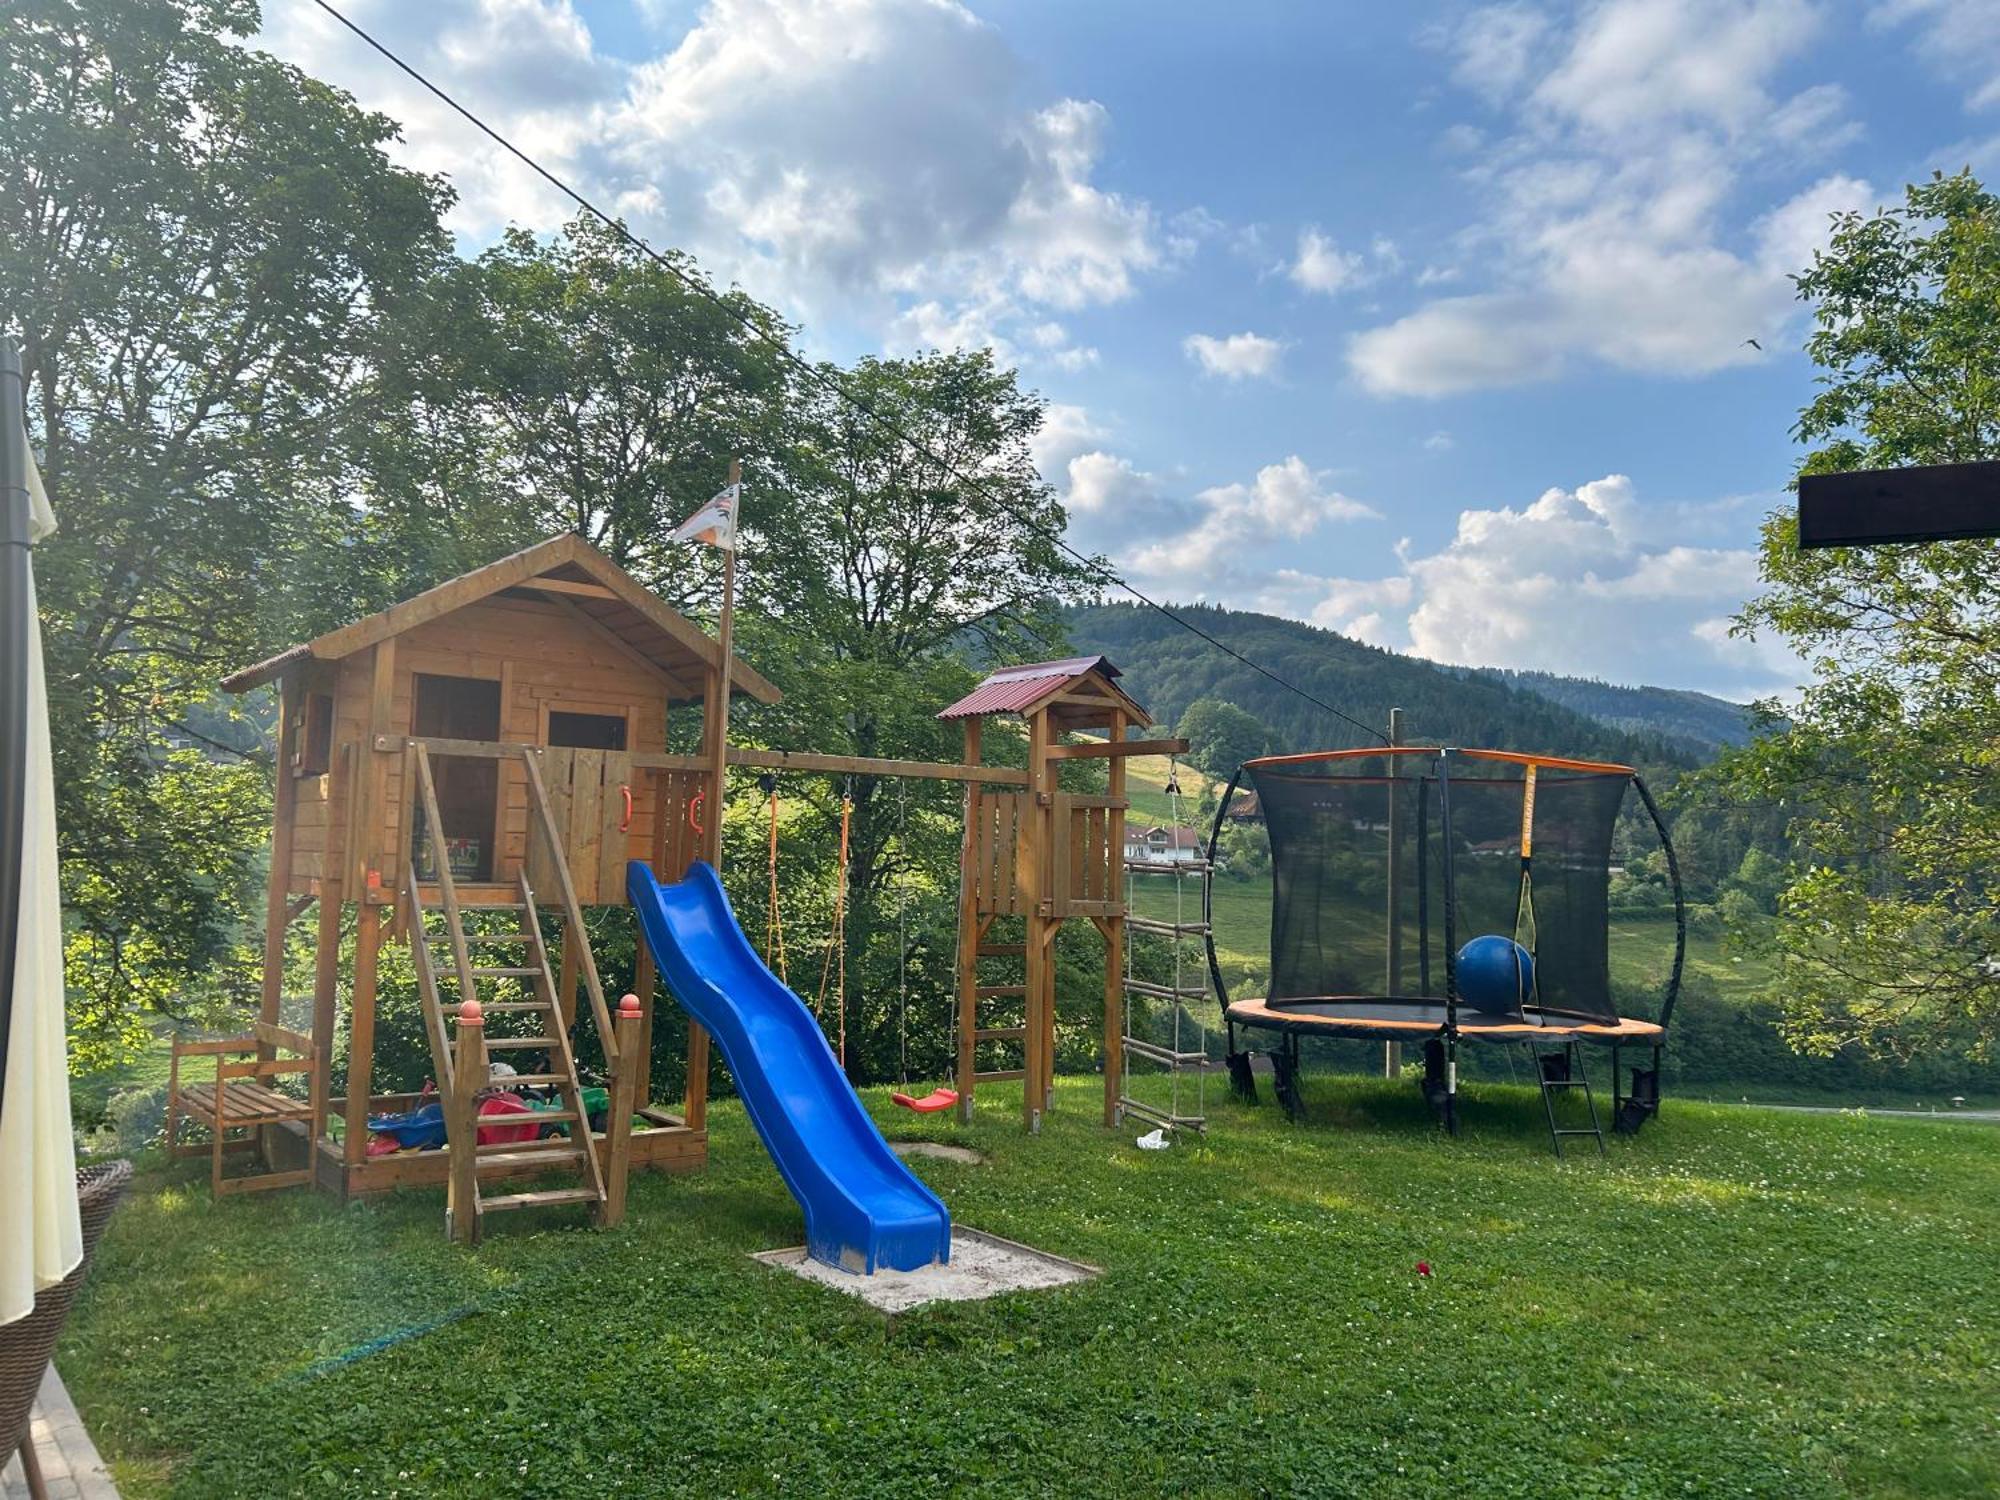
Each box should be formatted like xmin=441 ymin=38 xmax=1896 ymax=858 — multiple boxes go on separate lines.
xmin=896 ymin=777 xmax=911 ymax=1087
xmin=814 ymin=782 xmax=854 ymax=1068
xmin=761 ymin=774 xmax=789 ymax=985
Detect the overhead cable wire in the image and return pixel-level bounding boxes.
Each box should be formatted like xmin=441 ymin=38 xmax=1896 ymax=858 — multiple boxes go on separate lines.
xmin=305 ymin=0 xmax=1388 ymax=746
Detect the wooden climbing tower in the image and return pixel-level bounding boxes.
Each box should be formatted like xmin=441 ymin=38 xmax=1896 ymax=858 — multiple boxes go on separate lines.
xmin=939 ymin=657 xmax=1185 ymax=1132
xmin=220 ymin=533 xmax=778 ymax=1224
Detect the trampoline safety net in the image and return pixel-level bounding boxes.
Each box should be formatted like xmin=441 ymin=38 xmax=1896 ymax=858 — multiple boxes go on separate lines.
xmin=1247 ymin=752 xmax=1632 ymax=1024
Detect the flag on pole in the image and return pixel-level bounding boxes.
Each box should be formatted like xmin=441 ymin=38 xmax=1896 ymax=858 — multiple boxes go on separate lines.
xmin=671 ymin=481 xmax=739 ymax=551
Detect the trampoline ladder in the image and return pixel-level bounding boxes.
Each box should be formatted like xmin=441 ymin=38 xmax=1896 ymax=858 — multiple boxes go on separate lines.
xmin=1532 ymin=1042 xmax=1606 ymax=1159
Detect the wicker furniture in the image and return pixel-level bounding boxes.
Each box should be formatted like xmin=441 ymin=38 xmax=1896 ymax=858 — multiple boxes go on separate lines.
xmin=0 ymin=1160 xmax=130 ymax=1500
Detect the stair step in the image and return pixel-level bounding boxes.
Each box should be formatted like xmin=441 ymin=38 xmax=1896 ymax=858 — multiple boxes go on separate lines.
xmin=461 ymin=1000 xmax=550 ymax=1013
xmin=484 ymin=1036 xmax=559 ymax=1050
xmin=477 ymin=1187 xmax=601 ymax=1214
xmin=471 ymin=966 xmax=541 ymax=979
xmin=456 ymin=900 xmax=528 ymax=911
xmin=475 ymin=1147 xmax=588 ymax=1173
xmin=497 ymin=1074 xmax=568 ymax=1088
xmin=428 ymin=933 xmax=532 ymax=945
xmin=483 ymin=1107 xmax=580 ymax=1126
xmin=973 ymin=1026 xmax=1028 ymax=1042
xmin=475 ymin=1133 xmax=578 ymax=1156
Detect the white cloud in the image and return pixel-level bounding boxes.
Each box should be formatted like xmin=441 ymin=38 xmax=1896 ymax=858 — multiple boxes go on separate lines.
xmin=1302 ymin=474 xmax=1798 ymax=697
xmin=1354 ymin=1 xmax=1878 ymax=396
xmin=1130 ymin=456 xmax=1379 ymax=582
xmin=1424 ymin=430 xmax=1455 ymax=452
xmin=254 ymin=0 xmax=1162 ymax=355
xmin=1448 ymin=4 xmax=1551 ymax=103
xmin=1289 ymin=228 xmax=1366 ymax=294
xmin=1874 ymin=0 xmax=2000 ymax=110
xmin=1183 ymin=331 xmax=1286 ymax=380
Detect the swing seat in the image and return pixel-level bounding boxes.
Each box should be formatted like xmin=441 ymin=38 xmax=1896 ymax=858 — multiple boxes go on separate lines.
xmin=890 ymin=1087 xmax=960 ymax=1114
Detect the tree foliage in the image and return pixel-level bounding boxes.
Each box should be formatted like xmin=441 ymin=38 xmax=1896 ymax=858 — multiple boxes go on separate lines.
xmin=2 ymin=0 xmax=451 ymax=1058
xmin=1714 ymin=170 xmax=2000 ymax=1060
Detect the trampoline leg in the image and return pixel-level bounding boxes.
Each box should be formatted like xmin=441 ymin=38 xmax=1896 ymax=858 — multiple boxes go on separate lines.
xmin=1422 ymin=1039 xmax=1451 ymax=1126
xmin=1225 ymin=1020 xmax=1258 ymax=1104
xmin=1271 ymin=1033 xmax=1304 ymax=1122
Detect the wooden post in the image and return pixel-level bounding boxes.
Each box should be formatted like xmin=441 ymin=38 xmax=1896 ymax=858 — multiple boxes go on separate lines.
xmin=342 ymin=905 xmax=382 ymax=1169
xmin=1020 ymin=706 xmax=1051 ymax=1131
xmin=955 ymin=718 xmax=982 ymax=1123
xmin=556 ymin=918 xmax=581 ymax=1030
xmin=1384 ymin=707 xmax=1404 ymax=1080
xmin=258 ymin=674 xmax=301 ymax=1046
xmin=601 ymin=993 xmax=642 ymax=1227
xmin=1103 ymin=709 xmax=1127 ymax=1126
xmin=310 ymin=874 xmax=342 ymax=1156
xmin=448 ymin=999 xmax=487 ymax=1245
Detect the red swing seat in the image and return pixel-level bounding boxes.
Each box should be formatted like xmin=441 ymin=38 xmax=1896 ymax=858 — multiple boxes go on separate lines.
xmin=890 ymin=1087 xmax=960 ymax=1113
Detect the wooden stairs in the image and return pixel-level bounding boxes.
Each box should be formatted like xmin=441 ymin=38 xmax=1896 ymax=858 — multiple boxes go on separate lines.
xmin=406 ymin=742 xmax=631 ymax=1244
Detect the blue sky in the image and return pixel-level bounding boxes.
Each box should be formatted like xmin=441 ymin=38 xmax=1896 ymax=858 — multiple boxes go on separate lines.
xmin=260 ymin=1 xmax=2000 ymax=700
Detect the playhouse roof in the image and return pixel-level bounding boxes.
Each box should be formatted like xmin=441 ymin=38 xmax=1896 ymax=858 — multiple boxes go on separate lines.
xmin=936 ymin=655 xmax=1149 ymax=729
xmin=220 ymin=533 xmax=781 ymax=705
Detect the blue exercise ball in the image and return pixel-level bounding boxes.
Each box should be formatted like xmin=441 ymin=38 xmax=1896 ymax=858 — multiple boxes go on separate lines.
xmin=1455 ymin=935 xmax=1534 ymax=1015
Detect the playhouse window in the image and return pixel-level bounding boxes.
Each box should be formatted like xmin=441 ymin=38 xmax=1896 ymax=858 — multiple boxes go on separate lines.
xmin=547 ymin=710 xmax=628 ymax=751
xmin=294 ymin=693 xmax=334 ymax=778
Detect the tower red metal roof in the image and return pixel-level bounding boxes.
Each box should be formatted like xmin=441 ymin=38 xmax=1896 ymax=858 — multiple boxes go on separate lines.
xmin=936 ymin=655 xmax=1122 ymax=720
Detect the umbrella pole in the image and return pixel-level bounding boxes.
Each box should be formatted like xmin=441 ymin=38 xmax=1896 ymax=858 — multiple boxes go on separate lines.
xmin=0 ymin=337 xmax=31 ymax=1122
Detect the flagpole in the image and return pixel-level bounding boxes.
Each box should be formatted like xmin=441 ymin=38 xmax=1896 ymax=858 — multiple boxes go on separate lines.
xmin=0 ymin=338 xmax=31 ymax=1120
xmin=703 ymin=457 xmax=740 ymax=872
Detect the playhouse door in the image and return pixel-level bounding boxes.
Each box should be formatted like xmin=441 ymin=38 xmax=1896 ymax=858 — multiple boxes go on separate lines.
xmin=532 ymin=747 xmax=634 ymax=904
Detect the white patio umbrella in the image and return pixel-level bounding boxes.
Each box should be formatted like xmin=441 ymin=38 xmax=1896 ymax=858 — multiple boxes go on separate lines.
xmin=0 ymin=341 xmax=80 ymax=1328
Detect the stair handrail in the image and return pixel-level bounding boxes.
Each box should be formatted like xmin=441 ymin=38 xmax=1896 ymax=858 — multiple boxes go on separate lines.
xmin=519 ymin=747 xmax=619 ymax=1067
xmin=411 ymin=742 xmax=487 ymax=1051
xmin=404 ymin=868 xmax=456 ymax=1096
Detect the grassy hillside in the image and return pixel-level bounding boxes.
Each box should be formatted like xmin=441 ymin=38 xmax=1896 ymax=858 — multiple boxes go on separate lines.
xmin=1065 ymin=601 xmax=1702 ymax=767
xmin=1470 ymin=667 xmax=1760 ymax=754
xmin=60 ymin=1083 xmax=2000 ymax=1497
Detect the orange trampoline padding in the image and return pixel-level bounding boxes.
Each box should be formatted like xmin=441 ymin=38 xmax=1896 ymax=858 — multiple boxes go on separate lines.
xmin=1227 ymin=996 xmax=1662 ymax=1044
xmin=891 ymin=1087 xmax=961 ymax=1113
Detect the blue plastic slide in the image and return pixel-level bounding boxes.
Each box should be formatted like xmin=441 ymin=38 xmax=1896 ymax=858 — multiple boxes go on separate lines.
xmin=628 ymin=860 xmax=952 ymax=1274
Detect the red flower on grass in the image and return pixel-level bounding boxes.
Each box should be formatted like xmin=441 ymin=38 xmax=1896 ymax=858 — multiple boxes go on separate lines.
xmin=1416 ymin=1261 xmax=1432 ymax=1277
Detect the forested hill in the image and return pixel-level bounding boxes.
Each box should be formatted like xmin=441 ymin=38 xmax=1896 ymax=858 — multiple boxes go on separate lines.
xmin=1063 ymin=602 xmax=1707 ymax=768
xmin=1464 ymin=669 xmax=1757 ymax=754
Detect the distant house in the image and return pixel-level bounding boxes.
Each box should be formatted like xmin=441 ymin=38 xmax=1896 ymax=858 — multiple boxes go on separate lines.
xmin=1225 ymin=790 xmax=1261 ymax=822
xmin=1124 ymin=825 xmax=1203 ymax=863
xmin=1466 ymin=837 xmax=1518 ymax=859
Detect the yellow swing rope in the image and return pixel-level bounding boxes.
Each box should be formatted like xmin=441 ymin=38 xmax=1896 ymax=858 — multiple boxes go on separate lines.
xmin=763 ymin=779 xmax=790 ymax=985
xmin=813 ymin=791 xmax=854 ymax=1068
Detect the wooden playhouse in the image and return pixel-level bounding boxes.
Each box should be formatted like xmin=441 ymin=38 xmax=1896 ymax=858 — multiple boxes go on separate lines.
xmin=218 ymin=534 xmax=775 ymax=1228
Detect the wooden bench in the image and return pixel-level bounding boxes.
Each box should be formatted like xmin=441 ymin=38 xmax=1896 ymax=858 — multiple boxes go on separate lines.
xmin=166 ymin=1023 xmax=323 ymax=1196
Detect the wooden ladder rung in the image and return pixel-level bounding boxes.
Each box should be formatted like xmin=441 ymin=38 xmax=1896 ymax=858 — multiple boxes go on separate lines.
xmin=497 ymin=1107 xmax=579 ymax=1125
xmin=484 ymin=1035 xmax=559 ymax=1050
xmin=474 ymin=1147 xmax=588 ymax=1173
xmin=475 ymin=1133 xmax=579 ymax=1156
xmin=972 ymin=1068 xmax=1027 ymax=1082
xmin=499 ymin=1073 xmax=568 ymax=1088
xmin=465 ymin=1000 xmax=549 ymax=1013
xmin=428 ymin=933 xmax=532 ymax=945
xmin=974 ymin=1026 xmax=1027 ymax=1042
xmin=477 ymin=1187 xmax=601 ymax=1214
xmin=471 ymin=966 xmax=540 ymax=978
xmin=975 ymin=984 xmax=1026 ymax=998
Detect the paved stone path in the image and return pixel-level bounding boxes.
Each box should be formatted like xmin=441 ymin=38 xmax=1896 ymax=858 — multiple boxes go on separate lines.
xmin=2 ymin=1367 xmax=118 ymax=1499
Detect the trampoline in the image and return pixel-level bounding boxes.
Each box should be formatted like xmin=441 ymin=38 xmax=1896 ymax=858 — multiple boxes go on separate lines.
xmin=1206 ymin=747 xmax=1685 ymax=1150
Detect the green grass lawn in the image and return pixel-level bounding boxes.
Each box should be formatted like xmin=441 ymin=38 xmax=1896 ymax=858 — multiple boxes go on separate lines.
xmin=58 ymin=1075 xmax=2000 ymax=1498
